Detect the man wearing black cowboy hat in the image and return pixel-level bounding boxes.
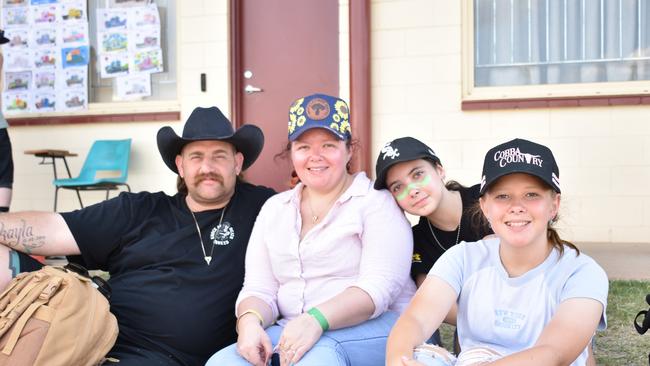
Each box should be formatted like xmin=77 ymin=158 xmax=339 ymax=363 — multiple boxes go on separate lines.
xmin=0 ymin=106 xmax=275 ymax=365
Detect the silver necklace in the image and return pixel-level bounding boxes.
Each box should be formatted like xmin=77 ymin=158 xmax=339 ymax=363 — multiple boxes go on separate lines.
xmin=426 ymin=218 xmax=461 ymax=253
xmin=189 ymin=206 xmax=226 ymax=265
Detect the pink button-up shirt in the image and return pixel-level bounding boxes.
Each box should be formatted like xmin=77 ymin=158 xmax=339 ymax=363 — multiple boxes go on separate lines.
xmin=236 ymin=172 xmax=416 ymax=325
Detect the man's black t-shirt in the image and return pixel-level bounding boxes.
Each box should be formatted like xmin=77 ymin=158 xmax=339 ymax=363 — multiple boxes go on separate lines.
xmin=61 ymin=181 xmax=275 ymax=366
xmin=411 ymin=184 xmax=492 ymax=279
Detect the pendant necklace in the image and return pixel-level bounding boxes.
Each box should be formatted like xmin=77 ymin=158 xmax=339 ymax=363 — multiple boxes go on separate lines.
xmin=190 ymin=205 xmax=226 ymax=265
xmin=427 ymin=217 xmax=461 ymax=253
xmin=306 ymin=177 xmax=349 ymax=223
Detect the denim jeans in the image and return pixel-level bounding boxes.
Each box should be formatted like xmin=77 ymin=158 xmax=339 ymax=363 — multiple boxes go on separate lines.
xmin=206 ymin=311 xmax=399 ymax=366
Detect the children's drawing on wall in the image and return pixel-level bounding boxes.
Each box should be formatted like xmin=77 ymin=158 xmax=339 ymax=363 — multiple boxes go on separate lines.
xmin=34 ymin=70 xmax=55 ymax=91
xmin=1 ymin=0 xmax=89 ymax=114
xmin=34 ymin=92 xmax=55 ymax=111
xmin=4 ymin=71 xmax=30 ymax=92
xmin=116 ymin=73 xmax=151 ymax=100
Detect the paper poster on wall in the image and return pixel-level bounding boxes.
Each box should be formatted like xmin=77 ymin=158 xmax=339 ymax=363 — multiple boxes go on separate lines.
xmin=3 ymin=92 xmax=30 ymax=113
xmin=132 ymin=48 xmax=162 ymax=74
xmin=131 ymin=27 xmax=159 ymax=51
xmin=115 ymin=73 xmax=151 ymax=100
xmin=5 ymin=50 xmax=31 ymax=71
xmin=2 ymin=6 xmax=29 ymax=28
xmin=3 ymin=0 xmax=28 ymax=6
xmin=59 ymin=89 xmax=87 ymax=111
xmin=3 ymin=28 xmax=28 ymax=49
xmin=59 ymin=0 xmax=86 ymax=23
xmin=97 ymin=8 xmax=128 ymax=32
xmin=34 ymin=70 xmax=55 ymax=91
xmin=109 ymin=0 xmax=150 ymax=8
xmin=61 ymin=46 xmax=89 ymax=68
xmin=2 ymin=0 xmax=90 ymax=114
xmin=100 ymin=52 xmax=129 ymax=78
xmin=32 ymin=27 xmax=57 ymax=48
xmin=33 ymin=48 xmax=57 ymax=69
xmin=33 ymin=92 xmax=56 ymax=112
xmin=100 ymin=31 xmax=128 ymax=53
xmin=30 ymin=0 xmax=57 ymax=5
xmin=29 ymin=4 xmax=58 ymax=25
xmin=4 ymin=71 xmax=31 ymax=92
xmin=60 ymin=66 xmax=87 ymax=90
xmin=60 ymin=24 xmax=89 ymax=47
xmin=96 ymin=4 xmax=163 ymax=87
xmin=130 ymin=4 xmax=159 ymax=27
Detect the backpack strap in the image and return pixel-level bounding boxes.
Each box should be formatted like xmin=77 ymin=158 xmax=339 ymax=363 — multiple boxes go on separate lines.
xmin=2 ymin=297 xmax=49 ymax=355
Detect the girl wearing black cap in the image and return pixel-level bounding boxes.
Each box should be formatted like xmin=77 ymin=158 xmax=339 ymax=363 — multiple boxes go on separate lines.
xmin=375 ymin=137 xmax=492 ymax=347
xmin=386 ymin=139 xmax=608 ymax=366
xmin=375 ymin=137 xmax=493 ymax=288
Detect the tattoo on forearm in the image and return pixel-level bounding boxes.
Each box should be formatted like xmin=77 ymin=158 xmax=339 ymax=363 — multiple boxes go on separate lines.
xmin=0 ymin=220 xmax=46 ymax=254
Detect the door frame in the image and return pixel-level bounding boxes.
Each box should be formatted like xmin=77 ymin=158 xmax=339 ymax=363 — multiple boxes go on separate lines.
xmin=228 ymin=0 xmax=372 ymax=176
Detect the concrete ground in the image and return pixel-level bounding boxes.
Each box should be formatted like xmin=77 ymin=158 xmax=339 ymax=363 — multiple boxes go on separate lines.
xmin=579 ymin=242 xmax=650 ymax=280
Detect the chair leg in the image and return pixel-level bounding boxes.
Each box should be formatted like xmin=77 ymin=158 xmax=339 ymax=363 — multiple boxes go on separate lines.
xmin=54 ymin=187 xmax=59 ymax=212
xmin=75 ymin=189 xmax=83 ymax=208
xmin=105 ymin=189 xmax=109 ymax=201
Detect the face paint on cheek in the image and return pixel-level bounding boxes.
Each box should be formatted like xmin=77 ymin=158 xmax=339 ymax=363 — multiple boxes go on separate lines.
xmin=396 ymin=174 xmax=432 ymax=201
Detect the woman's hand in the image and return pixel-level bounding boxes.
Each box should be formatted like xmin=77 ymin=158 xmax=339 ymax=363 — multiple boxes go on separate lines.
xmin=236 ymin=315 xmax=272 ymax=366
xmin=277 ymin=313 xmax=324 ymax=365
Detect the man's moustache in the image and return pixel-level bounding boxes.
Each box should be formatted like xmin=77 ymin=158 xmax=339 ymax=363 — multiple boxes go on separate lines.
xmin=195 ymin=174 xmax=223 ymax=184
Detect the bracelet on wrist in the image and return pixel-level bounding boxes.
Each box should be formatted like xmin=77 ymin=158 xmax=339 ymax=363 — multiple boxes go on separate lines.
xmin=236 ymin=309 xmax=264 ymax=333
xmin=307 ymin=307 xmax=329 ymax=332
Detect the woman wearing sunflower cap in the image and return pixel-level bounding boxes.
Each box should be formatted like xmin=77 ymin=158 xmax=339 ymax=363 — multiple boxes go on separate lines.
xmin=207 ymin=94 xmax=416 ymax=366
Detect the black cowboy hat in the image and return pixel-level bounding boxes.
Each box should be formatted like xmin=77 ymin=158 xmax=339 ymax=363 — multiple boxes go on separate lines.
xmin=157 ymin=106 xmax=264 ymax=174
xmin=0 ymin=30 xmax=9 ymax=45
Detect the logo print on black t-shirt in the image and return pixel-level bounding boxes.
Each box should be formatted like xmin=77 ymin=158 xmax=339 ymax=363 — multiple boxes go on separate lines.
xmin=210 ymin=222 xmax=235 ymax=246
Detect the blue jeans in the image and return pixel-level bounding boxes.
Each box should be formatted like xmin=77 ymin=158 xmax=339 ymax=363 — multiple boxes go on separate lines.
xmin=206 ymin=311 xmax=399 ymax=366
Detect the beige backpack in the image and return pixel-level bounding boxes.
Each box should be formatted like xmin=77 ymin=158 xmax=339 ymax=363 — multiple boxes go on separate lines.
xmin=0 ymin=265 xmax=118 ymax=366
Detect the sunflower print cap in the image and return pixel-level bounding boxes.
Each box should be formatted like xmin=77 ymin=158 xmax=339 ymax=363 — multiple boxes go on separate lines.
xmin=288 ymin=93 xmax=351 ymax=141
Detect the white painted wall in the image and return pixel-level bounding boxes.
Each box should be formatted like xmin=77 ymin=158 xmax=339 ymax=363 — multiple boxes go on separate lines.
xmin=370 ymin=0 xmax=650 ymax=243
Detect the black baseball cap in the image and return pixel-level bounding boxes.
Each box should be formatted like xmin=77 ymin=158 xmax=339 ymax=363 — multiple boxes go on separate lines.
xmin=479 ymin=138 xmax=560 ymax=196
xmin=374 ymin=137 xmax=441 ymax=190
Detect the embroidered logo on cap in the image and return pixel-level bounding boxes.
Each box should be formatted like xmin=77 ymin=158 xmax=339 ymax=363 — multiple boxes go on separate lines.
xmin=381 ymin=142 xmax=400 ymax=160
xmin=493 ymin=147 xmax=543 ymax=168
xmin=306 ymin=97 xmax=330 ymax=120
xmin=210 ymin=222 xmax=235 ymax=246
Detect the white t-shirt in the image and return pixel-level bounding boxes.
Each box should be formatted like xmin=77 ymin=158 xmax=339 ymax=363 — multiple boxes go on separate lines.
xmin=430 ymin=238 xmax=608 ymax=366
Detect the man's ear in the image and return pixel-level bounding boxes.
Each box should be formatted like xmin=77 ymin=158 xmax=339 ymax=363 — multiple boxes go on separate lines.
xmin=235 ymin=152 xmax=244 ymax=175
xmin=175 ymin=155 xmax=184 ymax=178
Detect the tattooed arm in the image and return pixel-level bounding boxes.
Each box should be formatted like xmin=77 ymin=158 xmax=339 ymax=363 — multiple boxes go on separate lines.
xmin=0 ymin=212 xmax=80 ymax=256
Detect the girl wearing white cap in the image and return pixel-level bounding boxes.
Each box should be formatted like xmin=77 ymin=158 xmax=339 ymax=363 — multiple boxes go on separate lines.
xmin=386 ymin=138 xmax=608 ymax=366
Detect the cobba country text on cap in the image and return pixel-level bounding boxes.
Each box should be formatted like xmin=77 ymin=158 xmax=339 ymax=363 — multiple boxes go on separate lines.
xmin=479 ymin=138 xmax=560 ymax=196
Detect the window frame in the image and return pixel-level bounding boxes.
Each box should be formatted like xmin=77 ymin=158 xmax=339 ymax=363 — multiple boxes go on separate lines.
xmin=461 ymin=0 xmax=650 ymax=106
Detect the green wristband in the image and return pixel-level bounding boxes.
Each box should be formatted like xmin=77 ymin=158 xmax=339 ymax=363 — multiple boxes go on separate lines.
xmin=307 ymin=307 xmax=329 ymax=331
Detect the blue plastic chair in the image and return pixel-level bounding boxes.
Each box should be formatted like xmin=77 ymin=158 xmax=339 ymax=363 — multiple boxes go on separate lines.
xmin=53 ymin=139 xmax=132 ymax=211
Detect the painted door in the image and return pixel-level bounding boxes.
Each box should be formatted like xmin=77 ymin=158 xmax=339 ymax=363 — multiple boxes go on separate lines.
xmin=232 ymin=0 xmax=339 ymax=192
